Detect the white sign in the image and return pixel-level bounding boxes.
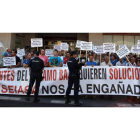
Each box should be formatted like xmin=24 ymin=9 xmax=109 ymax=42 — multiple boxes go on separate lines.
xmin=94 ymin=45 xmax=104 ymax=54
xmin=17 ymin=49 xmax=25 ymax=56
xmin=131 ymin=45 xmax=140 ymax=54
xmin=0 ymin=67 xmax=140 ymax=96
xmin=45 ymin=49 xmax=54 ymax=56
xmin=137 ymin=40 xmax=140 ymax=45
xmin=119 ymin=44 xmax=126 ymax=49
xmin=80 ymin=42 xmax=93 ymax=50
xmin=76 ymin=40 xmax=87 ymax=48
xmin=116 ymin=46 xmax=130 ymax=58
xmin=54 ymin=45 xmax=61 ymax=51
xmin=0 ymin=42 xmax=4 ymax=47
xmin=31 ymin=38 xmax=43 ymax=47
xmin=3 ymin=57 xmax=16 ymax=66
xmin=60 ymin=43 xmax=69 ymax=51
xmin=103 ymin=43 xmax=116 ymax=53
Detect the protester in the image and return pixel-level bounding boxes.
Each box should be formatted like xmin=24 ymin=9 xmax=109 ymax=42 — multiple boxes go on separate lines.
xmin=7 ymin=49 xmax=21 ymax=68
xmin=63 ymin=52 xmax=70 ymax=64
xmin=85 ymin=55 xmax=97 ymax=66
xmin=126 ymin=57 xmax=137 ymax=66
xmin=111 ymin=55 xmax=118 ymax=66
xmin=25 ymin=48 xmax=29 ymax=55
xmin=30 ymin=51 xmax=34 ymax=59
xmin=23 ymin=53 xmax=31 ymax=68
xmin=49 ymin=49 xmax=62 ymax=67
xmin=93 ymin=53 xmax=100 ymax=65
xmin=39 ymin=49 xmax=49 ymax=67
xmin=100 ymin=56 xmax=112 ymax=66
xmin=3 ymin=48 xmax=11 ymax=57
xmin=80 ymin=52 xmax=86 ymax=66
xmin=116 ymin=58 xmax=126 ymax=66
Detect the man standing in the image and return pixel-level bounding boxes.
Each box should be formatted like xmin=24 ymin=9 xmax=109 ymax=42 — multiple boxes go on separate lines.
xmin=3 ymin=48 xmax=11 ymax=57
xmin=126 ymin=57 xmax=137 ymax=67
xmin=85 ymin=55 xmax=97 ymax=66
xmin=26 ymin=51 xmax=44 ymax=103
xmin=39 ymin=49 xmax=49 ymax=67
xmin=7 ymin=49 xmax=21 ymax=68
xmin=23 ymin=53 xmax=31 ymax=68
xmin=116 ymin=58 xmax=126 ymax=66
xmin=63 ymin=52 xmax=70 ymax=64
xmin=100 ymin=56 xmax=113 ymax=66
xmin=111 ymin=55 xmax=118 ymax=66
xmin=65 ymin=51 xmax=82 ymax=106
xmin=49 ymin=49 xmax=62 ymax=67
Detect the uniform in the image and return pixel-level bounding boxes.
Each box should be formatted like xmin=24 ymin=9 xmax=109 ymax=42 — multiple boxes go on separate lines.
xmin=65 ymin=51 xmax=82 ymax=106
xmin=26 ymin=52 xmax=44 ymax=102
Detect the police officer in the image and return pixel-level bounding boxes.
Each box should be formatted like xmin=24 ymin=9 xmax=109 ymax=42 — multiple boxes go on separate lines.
xmin=25 ymin=51 xmax=44 ymax=103
xmin=65 ymin=51 xmax=82 ymax=106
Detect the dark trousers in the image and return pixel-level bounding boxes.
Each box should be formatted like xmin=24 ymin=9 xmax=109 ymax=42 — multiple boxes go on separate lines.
xmin=66 ymin=74 xmax=79 ymax=102
xmin=27 ymin=72 xmax=42 ymax=99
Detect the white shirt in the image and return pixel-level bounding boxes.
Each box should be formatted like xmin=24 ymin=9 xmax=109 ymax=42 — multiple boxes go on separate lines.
xmin=116 ymin=61 xmax=125 ymax=66
xmin=100 ymin=61 xmax=113 ymax=66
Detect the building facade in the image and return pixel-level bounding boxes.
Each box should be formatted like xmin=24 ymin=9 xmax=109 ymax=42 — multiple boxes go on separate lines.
xmin=0 ymin=33 xmax=140 ymax=59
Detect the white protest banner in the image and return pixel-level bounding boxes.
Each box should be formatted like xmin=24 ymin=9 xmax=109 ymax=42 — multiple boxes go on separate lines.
xmin=17 ymin=49 xmax=25 ymax=56
xmin=80 ymin=42 xmax=93 ymax=50
xmin=60 ymin=43 xmax=69 ymax=51
xmin=131 ymin=45 xmax=140 ymax=54
xmin=3 ymin=57 xmax=16 ymax=66
xmin=94 ymin=45 xmax=104 ymax=54
xmin=103 ymin=43 xmax=116 ymax=53
xmin=116 ymin=45 xmax=130 ymax=58
xmin=0 ymin=66 xmax=140 ymax=96
xmin=119 ymin=44 xmax=126 ymax=50
xmin=54 ymin=45 xmax=61 ymax=51
xmin=45 ymin=49 xmax=54 ymax=56
xmin=0 ymin=42 xmax=4 ymax=47
xmin=31 ymin=38 xmax=43 ymax=47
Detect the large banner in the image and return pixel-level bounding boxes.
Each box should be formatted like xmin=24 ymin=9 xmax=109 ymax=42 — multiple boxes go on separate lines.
xmin=0 ymin=67 xmax=140 ymax=96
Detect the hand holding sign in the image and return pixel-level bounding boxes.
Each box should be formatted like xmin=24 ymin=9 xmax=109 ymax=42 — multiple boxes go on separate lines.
xmin=3 ymin=57 xmax=16 ymax=66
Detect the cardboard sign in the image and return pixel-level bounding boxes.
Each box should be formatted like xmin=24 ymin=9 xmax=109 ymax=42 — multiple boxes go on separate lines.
xmin=60 ymin=43 xmax=69 ymax=51
xmin=76 ymin=40 xmax=87 ymax=48
xmin=94 ymin=45 xmax=104 ymax=54
xmin=0 ymin=42 xmax=4 ymax=47
xmin=54 ymin=45 xmax=61 ymax=51
xmin=103 ymin=43 xmax=116 ymax=53
xmin=17 ymin=49 xmax=25 ymax=56
xmin=3 ymin=57 xmax=16 ymax=66
xmin=80 ymin=42 xmax=93 ymax=50
xmin=131 ymin=45 xmax=140 ymax=54
xmin=116 ymin=45 xmax=130 ymax=58
xmin=31 ymin=38 xmax=43 ymax=47
xmin=119 ymin=44 xmax=126 ymax=50
xmin=45 ymin=49 xmax=54 ymax=56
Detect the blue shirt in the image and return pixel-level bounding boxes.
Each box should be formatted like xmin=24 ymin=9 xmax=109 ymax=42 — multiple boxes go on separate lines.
xmin=23 ymin=59 xmax=30 ymax=66
xmin=86 ymin=61 xmax=97 ymax=66
xmin=49 ymin=56 xmax=62 ymax=66
xmin=3 ymin=52 xmax=11 ymax=57
xmin=111 ymin=59 xmax=118 ymax=66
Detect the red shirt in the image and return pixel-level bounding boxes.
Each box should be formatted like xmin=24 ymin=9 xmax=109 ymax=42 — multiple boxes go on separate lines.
xmin=64 ymin=57 xmax=70 ymax=64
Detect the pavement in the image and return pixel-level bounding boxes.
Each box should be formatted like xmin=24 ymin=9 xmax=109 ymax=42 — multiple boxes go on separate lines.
xmin=0 ymin=94 xmax=140 ymax=107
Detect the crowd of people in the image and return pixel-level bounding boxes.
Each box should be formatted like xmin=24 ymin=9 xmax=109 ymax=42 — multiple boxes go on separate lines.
xmin=1 ymin=48 xmax=140 ymax=68
xmin=1 ymin=47 xmax=140 ymax=103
